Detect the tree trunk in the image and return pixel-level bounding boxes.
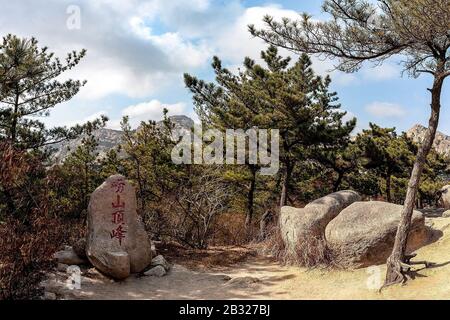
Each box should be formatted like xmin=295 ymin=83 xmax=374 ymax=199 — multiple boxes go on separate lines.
xmin=386 ymin=173 xmax=392 ymax=203
xmin=245 ymin=166 xmax=257 ymax=227
xmin=279 ymin=161 xmax=292 ymax=208
xmin=83 ymin=161 xmax=89 ymax=210
xmin=10 ymin=89 xmax=20 ymax=144
xmin=333 ymin=171 xmax=344 ymax=192
xmin=135 ymin=157 xmax=145 ymax=212
xmin=384 ymin=71 xmax=444 ymax=286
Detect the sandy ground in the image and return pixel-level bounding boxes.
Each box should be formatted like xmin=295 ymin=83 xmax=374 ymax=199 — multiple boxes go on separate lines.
xmin=52 ymin=217 xmax=450 ymax=300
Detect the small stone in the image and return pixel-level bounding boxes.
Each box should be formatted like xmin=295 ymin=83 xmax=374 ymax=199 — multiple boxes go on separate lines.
xmin=151 ymin=255 xmax=171 ymax=271
xmin=151 ymin=243 xmax=157 ymax=257
xmin=442 ymin=210 xmax=450 ymax=218
xmin=144 ymin=265 xmax=166 ymax=277
xmin=43 ymin=292 xmax=57 ymax=300
xmin=53 ymin=248 xmax=86 ymax=265
xmin=225 ymin=277 xmax=260 ymax=287
xmin=57 ymin=263 xmax=69 ymax=272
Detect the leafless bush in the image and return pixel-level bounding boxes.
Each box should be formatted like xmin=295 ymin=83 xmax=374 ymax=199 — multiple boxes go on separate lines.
xmin=258 ymin=225 xmax=335 ymax=268
xmin=210 ymin=212 xmax=259 ymax=246
xmin=168 ymin=167 xmax=233 ymax=249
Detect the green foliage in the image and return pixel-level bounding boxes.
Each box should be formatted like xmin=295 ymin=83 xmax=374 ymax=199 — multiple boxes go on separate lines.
xmin=185 ymin=46 xmax=356 ymax=217
xmin=356 ymin=123 xmax=414 ymax=202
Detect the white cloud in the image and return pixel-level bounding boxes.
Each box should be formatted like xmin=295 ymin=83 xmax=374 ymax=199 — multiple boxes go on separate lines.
xmin=212 ymin=5 xmax=299 ymax=64
xmin=62 ymin=110 xmax=107 ymax=127
xmin=107 ymin=100 xmax=195 ymax=129
xmin=0 ymin=0 xmax=214 ymax=100
xmin=4 ymin=0 xmax=408 ymax=131
xmin=365 ymin=102 xmax=406 ymax=118
xmin=123 ymin=100 xmax=185 ymax=118
xmin=362 ymin=63 xmax=399 ymax=81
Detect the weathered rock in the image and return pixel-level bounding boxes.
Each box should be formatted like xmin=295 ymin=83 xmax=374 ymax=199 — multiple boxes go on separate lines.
xmin=439 ymin=185 xmax=450 ymax=209
xmin=86 ymin=175 xmax=152 ymax=280
xmin=151 ymin=243 xmax=157 ymax=257
xmin=407 ymin=124 xmax=450 ymax=159
xmin=325 ymin=201 xmax=430 ymax=268
xmin=43 ymin=292 xmax=57 ymax=300
xmin=57 ymin=263 xmax=69 ymax=272
xmin=73 ymin=238 xmax=87 ymax=259
xmin=443 ymin=210 xmax=450 ymax=218
xmin=144 ymin=265 xmax=166 ymax=277
xmin=280 ymin=190 xmax=361 ymax=252
xmin=151 ymin=255 xmax=171 ymax=271
xmin=225 ymin=277 xmax=260 ymax=287
xmin=53 ymin=247 xmax=86 ymax=265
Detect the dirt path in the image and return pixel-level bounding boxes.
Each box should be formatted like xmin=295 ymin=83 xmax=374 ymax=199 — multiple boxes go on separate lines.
xmin=55 ymin=217 xmax=450 ymax=300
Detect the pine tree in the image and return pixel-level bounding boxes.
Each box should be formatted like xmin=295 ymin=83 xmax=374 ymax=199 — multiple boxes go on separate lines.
xmin=0 ymin=34 xmax=105 ymax=216
xmin=242 ymin=47 xmax=355 ymax=208
xmin=356 ymin=124 xmax=414 ymax=203
xmin=185 ymin=46 xmax=355 ymax=216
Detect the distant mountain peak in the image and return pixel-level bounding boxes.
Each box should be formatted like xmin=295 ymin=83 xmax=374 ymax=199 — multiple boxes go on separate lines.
xmin=51 ymin=115 xmax=194 ymax=163
xmin=407 ymin=124 xmax=450 ymax=159
xmin=166 ymin=115 xmax=194 ymax=130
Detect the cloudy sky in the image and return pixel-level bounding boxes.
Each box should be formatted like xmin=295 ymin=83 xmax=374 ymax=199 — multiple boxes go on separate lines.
xmin=2 ymin=0 xmax=449 ymax=134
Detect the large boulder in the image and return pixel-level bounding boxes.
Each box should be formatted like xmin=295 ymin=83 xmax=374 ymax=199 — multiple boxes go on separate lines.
xmin=325 ymin=201 xmax=430 ymax=268
xmin=439 ymin=185 xmax=450 ymax=209
xmin=280 ymin=190 xmax=361 ymax=252
xmin=86 ymin=175 xmax=152 ymax=279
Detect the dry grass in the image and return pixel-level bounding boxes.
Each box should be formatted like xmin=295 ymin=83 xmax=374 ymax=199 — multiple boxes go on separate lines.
xmin=257 ymin=223 xmax=335 ymax=269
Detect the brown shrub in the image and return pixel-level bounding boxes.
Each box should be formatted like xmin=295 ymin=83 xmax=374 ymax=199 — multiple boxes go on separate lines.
xmin=210 ymin=212 xmax=259 ymax=246
xmin=0 ymin=215 xmax=84 ymax=300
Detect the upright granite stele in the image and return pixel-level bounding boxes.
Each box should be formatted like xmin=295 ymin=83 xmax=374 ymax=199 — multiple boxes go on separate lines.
xmin=86 ymin=174 xmax=152 ymax=279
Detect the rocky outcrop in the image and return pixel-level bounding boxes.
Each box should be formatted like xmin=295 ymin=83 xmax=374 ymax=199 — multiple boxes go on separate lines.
xmin=407 ymin=124 xmax=450 ymax=159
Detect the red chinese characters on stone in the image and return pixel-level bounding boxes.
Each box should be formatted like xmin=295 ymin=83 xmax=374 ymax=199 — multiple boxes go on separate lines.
xmin=111 ymin=179 xmax=126 ymax=193
xmin=110 ymin=178 xmax=127 ymax=246
xmin=111 ymin=210 xmax=124 ymax=224
xmin=110 ymin=224 xmax=126 ymax=246
xmin=112 ymin=194 xmax=125 ymax=208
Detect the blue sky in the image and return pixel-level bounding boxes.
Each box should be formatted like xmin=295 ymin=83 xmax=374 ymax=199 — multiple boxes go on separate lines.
xmin=2 ymin=0 xmax=449 ymax=134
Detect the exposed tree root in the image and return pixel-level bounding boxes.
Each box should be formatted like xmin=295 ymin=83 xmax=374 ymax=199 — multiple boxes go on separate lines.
xmin=380 ymin=254 xmax=432 ymax=292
